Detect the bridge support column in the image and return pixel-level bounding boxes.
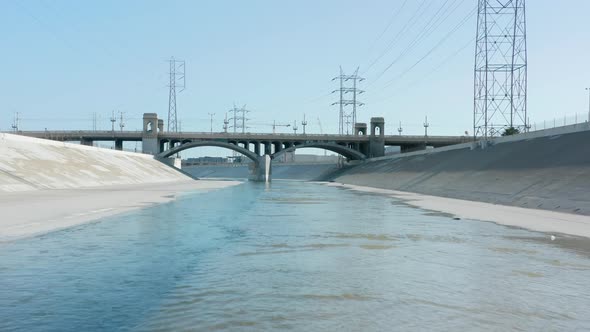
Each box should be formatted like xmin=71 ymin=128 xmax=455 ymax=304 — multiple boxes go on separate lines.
xmin=115 ymin=139 xmax=123 ymax=151
xmin=248 ymin=155 xmax=271 ymax=182
xmin=264 ymin=142 xmax=272 ymax=155
xmin=80 ymin=138 xmax=93 ymax=146
xmin=254 ymin=142 xmax=261 ymax=156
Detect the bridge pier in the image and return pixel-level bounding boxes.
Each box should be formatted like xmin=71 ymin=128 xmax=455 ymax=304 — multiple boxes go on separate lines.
xmin=115 ymin=139 xmax=123 ymax=151
xmin=264 ymin=142 xmax=272 ymax=155
xmin=254 ymin=142 xmax=261 ymax=156
xmin=249 ymin=155 xmax=272 ymax=182
xmin=80 ymin=138 xmax=93 ymax=146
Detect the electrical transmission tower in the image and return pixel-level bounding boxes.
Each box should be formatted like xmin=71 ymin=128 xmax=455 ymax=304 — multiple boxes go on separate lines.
xmin=11 ymin=112 xmax=20 ymax=132
xmin=228 ymin=104 xmax=250 ymax=133
xmin=474 ymin=0 xmax=527 ymax=139
xmin=223 ymin=113 xmax=229 ymax=133
xmin=167 ymin=57 xmax=186 ymax=132
xmin=332 ymin=67 xmax=365 ymax=135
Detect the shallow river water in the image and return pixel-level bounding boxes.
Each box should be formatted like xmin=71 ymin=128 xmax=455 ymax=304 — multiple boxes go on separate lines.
xmin=1 ymin=181 xmax=590 ymax=331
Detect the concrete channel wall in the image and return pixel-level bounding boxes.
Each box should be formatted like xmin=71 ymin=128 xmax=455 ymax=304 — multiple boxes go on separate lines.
xmin=325 ymin=125 xmax=590 ymax=216
xmin=0 ymin=133 xmax=190 ymax=192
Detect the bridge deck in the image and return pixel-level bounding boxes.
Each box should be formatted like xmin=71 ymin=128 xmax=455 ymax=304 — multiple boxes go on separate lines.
xmin=12 ymin=130 xmax=469 ymax=147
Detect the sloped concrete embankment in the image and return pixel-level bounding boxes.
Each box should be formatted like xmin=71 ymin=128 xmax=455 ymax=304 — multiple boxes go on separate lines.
xmin=0 ymin=133 xmax=191 ymax=192
xmin=325 ymin=127 xmax=590 ymax=216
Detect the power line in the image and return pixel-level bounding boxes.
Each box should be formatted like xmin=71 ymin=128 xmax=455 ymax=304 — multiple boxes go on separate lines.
xmin=369 ymin=36 xmax=475 ymax=105
xmin=377 ymin=0 xmax=466 ymax=78
xmin=367 ymin=0 xmax=468 ymax=86
xmin=377 ymin=6 xmax=477 ymax=92
xmin=361 ymin=0 xmax=430 ymax=76
xmin=361 ymin=0 xmax=410 ymax=67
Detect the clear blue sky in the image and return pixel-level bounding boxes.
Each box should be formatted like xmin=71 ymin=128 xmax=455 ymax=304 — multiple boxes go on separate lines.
xmin=1 ymin=0 xmax=589 ymax=137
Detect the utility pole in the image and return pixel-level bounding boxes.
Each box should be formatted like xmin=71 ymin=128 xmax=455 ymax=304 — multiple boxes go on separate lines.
xmin=208 ymin=112 xmax=215 ymax=133
xmin=423 ymin=116 xmax=430 ymax=145
xmin=241 ymin=109 xmax=247 ymax=133
xmin=398 ymin=121 xmax=403 ymax=136
xmin=586 ymin=88 xmax=590 ymax=122
xmin=92 ymin=112 xmax=97 ymax=131
xmin=223 ymin=113 xmax=229 ymax=133
xmin=119 ymin=111 xmax=125 ymax=132
xmin=474 ymin=0 xmax=527 ymax=139
xmin=110 ymin=111 xmax=116 ymax=133
xmin=332 ymin=67 xmax=365 ymax=135
xmin=167 ymin=57 xmax=186 ymax=132
xmin=11 ymin=112 xmax=20 ymax=132
xmin=292 ymin=120 xmax=298 ymax=135
xmin=301 ymin=114 xmax=308 ymax=135
xmin=317 ymin=117 xmax=326 ymax=156
xmin=526 ymin=117 xmax=532 ymax=132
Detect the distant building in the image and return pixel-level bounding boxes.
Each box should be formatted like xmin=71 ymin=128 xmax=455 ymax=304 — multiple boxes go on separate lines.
xmin=385 ymin=146 xmax=401 ymax=155
xmin=277 ymin=153 xmax=339 ymax=164
xmin=183 ymin=156 xmax=229 ymax=166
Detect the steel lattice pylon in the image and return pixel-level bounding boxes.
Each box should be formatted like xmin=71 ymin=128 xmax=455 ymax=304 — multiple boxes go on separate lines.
xmin=167 ymin=57 xmax=185 ymax=133
xmin=332 ymin=67 xmax=365 ymax=135
xmin=474 ymin=0 xmax=527 ymax=139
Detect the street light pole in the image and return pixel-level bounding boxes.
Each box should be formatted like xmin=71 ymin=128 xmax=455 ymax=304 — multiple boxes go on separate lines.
xmin=301 ymin=114 xmax=308 ymax=135
xmin=208 ymin=112 xmax=215 ymax=133
xmin=110 ymin=110 xmax=116 ymax=133
xmin=423 ymin=116 xmax=429 ymax=145
xmin=586 ymin=88 xmax=590 ymax=122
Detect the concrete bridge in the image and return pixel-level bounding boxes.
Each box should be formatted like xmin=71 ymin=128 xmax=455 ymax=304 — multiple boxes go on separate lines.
xmin=15 ymin=113 xmax=469 ymax=181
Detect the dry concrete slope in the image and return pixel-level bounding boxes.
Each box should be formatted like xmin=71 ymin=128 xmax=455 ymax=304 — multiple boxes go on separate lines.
xmin=327 ymin=129 xmax=590 ymax=216
xmin=0 ymin=133 xmax=190 ymax=192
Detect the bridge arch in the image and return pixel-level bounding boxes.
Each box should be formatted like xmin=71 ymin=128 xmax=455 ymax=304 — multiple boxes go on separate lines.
xmin=271 ymin=142 xmax=367 ymax=161
xmin=157 ymin=140 xmax=260 ymax=165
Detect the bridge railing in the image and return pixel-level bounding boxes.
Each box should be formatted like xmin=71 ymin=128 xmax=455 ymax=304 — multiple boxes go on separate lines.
xmin=10 ymin=130 xmax=469 ymax=144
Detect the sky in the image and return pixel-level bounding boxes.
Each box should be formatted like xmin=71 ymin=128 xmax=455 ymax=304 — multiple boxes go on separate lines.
xmin=1 ymin=0 xmax=589 ymax=147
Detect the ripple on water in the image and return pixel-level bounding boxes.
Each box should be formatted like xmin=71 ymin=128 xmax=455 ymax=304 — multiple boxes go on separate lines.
xmin=299 ymin=293 xmax=380 ymax=301
xmin=490 ymin=247 xmax=538 ymax=255
xmin=512 ymin=270 xmax=544 ymax=278
xmin=324 ymin=232 xmax=398 ymax=241
xmin=3 ymin=181 xmax=590 ymax=331
xmin=359 ymin=244 xmax=396 ymax=250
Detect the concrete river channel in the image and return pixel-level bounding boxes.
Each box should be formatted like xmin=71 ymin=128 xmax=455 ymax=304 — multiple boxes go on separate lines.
xmin=1 ymin=181 xmax=590 ymax=331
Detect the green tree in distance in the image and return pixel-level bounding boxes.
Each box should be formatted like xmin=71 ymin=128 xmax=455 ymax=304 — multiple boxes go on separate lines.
xmin=502 ymin=127 xmax=520 ymax=136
